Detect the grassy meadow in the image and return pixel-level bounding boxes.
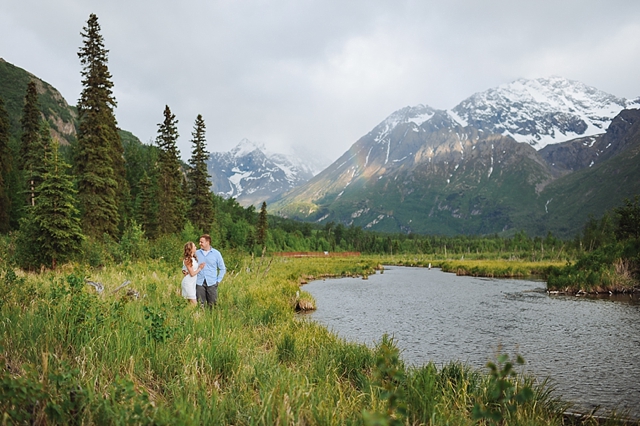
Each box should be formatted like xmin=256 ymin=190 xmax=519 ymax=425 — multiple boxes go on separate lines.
xmin=374 ymin=255 xmax=564 ymax=278
xmin=3 ymin=254 xmax=630 ymax=425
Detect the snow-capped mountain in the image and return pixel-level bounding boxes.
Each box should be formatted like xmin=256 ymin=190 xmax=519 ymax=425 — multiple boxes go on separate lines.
xmin=360 ymin=77 xmax=640 ymax=151
xmin=271 ymin=76 xmax=640 ymax=237
xmin=207 ymin=139 xmax=317 ymax=207
xmin=451 ymin=76 xmax=640 ymax=149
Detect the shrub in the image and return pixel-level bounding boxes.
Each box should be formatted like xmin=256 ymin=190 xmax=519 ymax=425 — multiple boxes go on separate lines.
xmin=117 ymin=219 xmax=149 ymax=262
xmin=363 ymin=334 xmax=407 ymax=426
xmin=472 ymin=353 xmax=534 ymax=425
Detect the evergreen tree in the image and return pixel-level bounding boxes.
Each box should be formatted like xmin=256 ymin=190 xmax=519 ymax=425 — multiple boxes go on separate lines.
xmin=19 ymin=81 xmax=44 ymax=206
xmin=0 ymin=95 xmax=11 ymax=232
xmin=135 ymin=171 xmax=158 ymax=238
xmin=16 ymin=141 xmax=84 ymax=270
xmin=33 ymin=121 xmax=53 ymax=190
xmin=36 ymin=140 xmax=84 ymax=268
xmin=187 ymin=114 xmax=214 ymax=232
xmin=155 ymin=105 xmax=185 ymax=235
xmin=257 ymin=201 xmax=268 ymax=248
xmin=76 ymin=13 xmax=128 ymax=238
xmin=615 ymin=196 xmax=640 ymax=241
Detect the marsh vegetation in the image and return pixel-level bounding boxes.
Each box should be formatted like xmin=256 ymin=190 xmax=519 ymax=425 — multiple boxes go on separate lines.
xmin=1 ymin=256 xmax=584 ymax=425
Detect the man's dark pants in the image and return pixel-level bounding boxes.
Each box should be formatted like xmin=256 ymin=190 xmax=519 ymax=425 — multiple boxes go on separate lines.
xmin=196 ymin=280 xmax=218 ymax=308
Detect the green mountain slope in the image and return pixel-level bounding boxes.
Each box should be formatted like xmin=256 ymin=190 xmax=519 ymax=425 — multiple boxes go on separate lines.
xmin=536 ymin=115 xmax=640 ymax=238
xmin=0 ymin=58 xmax=77 ymax=145
xmin=0 ymin=58 xmax=156 ymax=230
xmin=273 ymin=108 xmax=640 ymax=238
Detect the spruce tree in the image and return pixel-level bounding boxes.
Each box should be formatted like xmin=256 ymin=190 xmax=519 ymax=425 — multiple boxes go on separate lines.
xmin=16 ymin=141 xmax=84 ymax=270
xmin=19 ymin=81 xmax=44 ymax=206
xmin=257 ymin=201 xmax=268 ymax=248
xmin=0 ymin=95 xmax=11 ymax=232
xmin=76 ymin=13 xmax=128 ymax=238
xmin=38 ymin=140 xmax=84 ymax=268
xmin=135 ymin=171 xmax=158 ymax=238
xmin=188 ymin=114 xmax=214 ymax=232
xmin=155 ymin=105 xmax=185 ymax=235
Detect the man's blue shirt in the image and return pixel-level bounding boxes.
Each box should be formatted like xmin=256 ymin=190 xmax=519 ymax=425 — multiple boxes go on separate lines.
xmin=196 ymin=248 xmax=226 ymax=286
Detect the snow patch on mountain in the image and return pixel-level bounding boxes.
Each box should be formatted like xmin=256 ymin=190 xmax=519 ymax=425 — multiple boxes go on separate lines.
xmin=447 ymin=109 xmax=468 ymax=127
xmin=229 ymin=138 xmax=266 ymax=157
xmin=371 ymin=104 xmax=437 ymax=141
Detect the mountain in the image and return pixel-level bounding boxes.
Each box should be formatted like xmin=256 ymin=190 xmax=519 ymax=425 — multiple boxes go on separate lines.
xmin=452 ymin=76 xmax=639 ymax=149
xmin=4 ymin=58 xmax=637 ymax=238
xmin=271 ymin=77 xmax=640 ymax=238
xmin=206 ymin=139 xmax=317 ymax=207
xmin=0 ymin=58 xmax=78 ymax=146
xmin=532 ymin=109 xmax=640 ymax=237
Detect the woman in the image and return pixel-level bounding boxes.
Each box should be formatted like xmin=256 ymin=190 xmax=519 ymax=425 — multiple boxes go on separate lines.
xmin=182 ymin=242 xmax=204 ymax=305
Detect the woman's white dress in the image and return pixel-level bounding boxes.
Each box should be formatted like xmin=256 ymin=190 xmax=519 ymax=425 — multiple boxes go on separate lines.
xmin=181 ymin=257 xmax=197 ymax=299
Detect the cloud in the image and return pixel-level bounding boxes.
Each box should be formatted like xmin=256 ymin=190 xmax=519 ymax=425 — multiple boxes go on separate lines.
xmin=2 ymin=0 xmax=639 ymax=165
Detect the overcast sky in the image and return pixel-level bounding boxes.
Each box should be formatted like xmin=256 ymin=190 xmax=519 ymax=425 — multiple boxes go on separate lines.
xmin=2 ymin=0 xmax=640 ymax=166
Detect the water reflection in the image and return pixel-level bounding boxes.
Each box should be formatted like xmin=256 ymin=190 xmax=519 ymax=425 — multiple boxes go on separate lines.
xmin=303 ymin=266 xmax=640 ymax=418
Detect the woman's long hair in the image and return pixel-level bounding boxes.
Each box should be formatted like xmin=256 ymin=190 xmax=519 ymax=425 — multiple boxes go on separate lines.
xmin=183 ymin=242 xmax=196 ymax=267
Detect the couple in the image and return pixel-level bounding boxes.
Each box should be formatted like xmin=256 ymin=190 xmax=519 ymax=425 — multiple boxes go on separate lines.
xmin=182 ymin=234 xmax=226 ymax=307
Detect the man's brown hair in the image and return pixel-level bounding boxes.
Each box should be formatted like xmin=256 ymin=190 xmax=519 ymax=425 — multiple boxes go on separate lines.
xmin=200 ymin=234 xmax=212 ymax=244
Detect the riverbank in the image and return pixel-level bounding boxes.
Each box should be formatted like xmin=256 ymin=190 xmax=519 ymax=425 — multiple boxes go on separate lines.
xmin=336 ymin=254 xmax=565 ymax=278
xmin=1 ymin=257 xmax=631 ymax=424
xmin=355 ymin=255 xmax=640 ymax=295
xmin=304 ymin=261 xmax=640 ymax=423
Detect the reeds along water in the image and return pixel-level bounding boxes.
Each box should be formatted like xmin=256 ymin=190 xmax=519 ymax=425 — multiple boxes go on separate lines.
xmin=0 ymin=256 xmax=575 ymax=425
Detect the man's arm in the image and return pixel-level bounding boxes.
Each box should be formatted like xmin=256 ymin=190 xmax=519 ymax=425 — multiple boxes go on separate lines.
xmin=216 ymin=251 xmax=226 ymax=283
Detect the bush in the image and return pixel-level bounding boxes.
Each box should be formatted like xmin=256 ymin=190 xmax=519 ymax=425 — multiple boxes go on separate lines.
xmin=222 ymin=248 xmax=245 ymax=273
xmin=149 ymin=234 xmax=182 ymax=263
xmin=546 ymin=241 xmax=638 ymax=291
xmin=80 ymin=235 xmax=116 ymax=268
xmin=364 ymin=334 xmax=407 ymax=426
xmin=472 ymin=354 xmax=534 ymax=425
xmin=12 ymin=216 xmax=43 ymax=270
xmin=117 ymin=220 xmax=149 ymax=262
xmin=0 ymin=354 xmax=89 ymax=425
xmin=180 ymin=221 xmax=200 ymax=245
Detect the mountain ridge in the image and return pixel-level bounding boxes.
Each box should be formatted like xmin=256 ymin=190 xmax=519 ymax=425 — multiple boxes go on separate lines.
xmin=270 ymin=77 xmax=640 ymax=238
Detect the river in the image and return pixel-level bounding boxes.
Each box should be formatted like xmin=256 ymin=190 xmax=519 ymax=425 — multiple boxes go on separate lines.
xmin=302 ymin=266 xmax=640 ymax=418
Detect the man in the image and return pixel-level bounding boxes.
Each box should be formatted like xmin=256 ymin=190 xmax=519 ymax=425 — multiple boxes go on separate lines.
xmin=194 ymin=234 xmax=226 ymax=308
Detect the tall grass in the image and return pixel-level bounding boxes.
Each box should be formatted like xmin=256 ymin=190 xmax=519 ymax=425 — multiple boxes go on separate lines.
xmin=438 ymin=259 xmax=564 ymax=278
xmin=1 ymin=256 xmax=580 ymax=424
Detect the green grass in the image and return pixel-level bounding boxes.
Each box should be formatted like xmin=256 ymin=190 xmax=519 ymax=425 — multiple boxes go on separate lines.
xmin=437 ymin=259 xmax=564 ymax=278
xmin=546 ymin=241 xmax=640 ymax=293
xmin=0 ymin=256 xmax=610 ymax=424
xmin=339 ymin=254 xmax=565 ymax=279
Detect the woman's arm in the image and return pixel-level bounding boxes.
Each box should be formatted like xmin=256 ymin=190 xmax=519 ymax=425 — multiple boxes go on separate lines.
xmin=184 ymin=259 xmax=203 ymax=277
